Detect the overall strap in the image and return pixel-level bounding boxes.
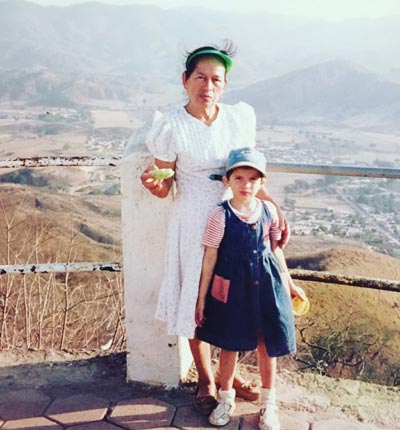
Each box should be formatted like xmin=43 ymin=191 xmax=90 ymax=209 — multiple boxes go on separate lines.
xmin=260 ymin=200 xmax=272 ymax=222
xmin=220 ymin=200 xmax=237 ymax=226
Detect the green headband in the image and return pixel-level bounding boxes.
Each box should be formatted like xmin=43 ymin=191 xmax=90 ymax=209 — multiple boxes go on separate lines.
xmin=186 ymin=49 xmax=233 ymax=73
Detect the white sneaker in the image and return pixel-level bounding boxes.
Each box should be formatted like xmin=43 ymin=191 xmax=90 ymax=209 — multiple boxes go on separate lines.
xmin=259 ymin=405 xmax=281 ymax=430
xmin=209 ymin=389 xmax=236 ymax=426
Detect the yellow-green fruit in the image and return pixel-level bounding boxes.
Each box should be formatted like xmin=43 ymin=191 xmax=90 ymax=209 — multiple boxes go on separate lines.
xmin=292 ymin=296 xmax=310 ymax=316
xmin=150 ymin=168 xmax=174 ymax=180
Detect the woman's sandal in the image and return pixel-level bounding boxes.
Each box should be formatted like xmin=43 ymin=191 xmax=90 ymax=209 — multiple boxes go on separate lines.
xmin=215 ymin=371 xmax=259 ymax=401
xmin=193 ymin=386 xmax=218 ymax=416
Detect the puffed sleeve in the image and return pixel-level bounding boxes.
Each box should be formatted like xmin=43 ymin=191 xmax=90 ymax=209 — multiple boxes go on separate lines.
xmin=123 ymin=111 xmax=177 ymax=162
xmin=237 ymin=102 xmax=256 ymax=148
xmin=226 ymin=102 xmax=256 ymax=148
xmin=145 ymin=111 xmax=177 ymax=162
xmin=123 ymin=118 xmax=151 ymax=158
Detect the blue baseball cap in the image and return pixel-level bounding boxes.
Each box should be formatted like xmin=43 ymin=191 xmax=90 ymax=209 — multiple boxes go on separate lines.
xmin=225 ymin=147 xmax=267 ymax=177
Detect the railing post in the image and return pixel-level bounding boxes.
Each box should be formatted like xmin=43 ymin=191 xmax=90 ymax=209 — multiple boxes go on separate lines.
xmin=121 ymin=148 xmax=192 ymax=387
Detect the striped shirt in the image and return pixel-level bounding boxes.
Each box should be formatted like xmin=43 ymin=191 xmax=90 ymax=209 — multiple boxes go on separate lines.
xmin=202 ymin=199 xmax=281 ymax=248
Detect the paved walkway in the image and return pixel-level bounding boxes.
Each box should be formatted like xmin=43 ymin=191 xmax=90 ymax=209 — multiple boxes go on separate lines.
xmin=0 ymin=386 xmax=393 ymax=430
xmin=0 ymin=353 xmax=398 ymax=430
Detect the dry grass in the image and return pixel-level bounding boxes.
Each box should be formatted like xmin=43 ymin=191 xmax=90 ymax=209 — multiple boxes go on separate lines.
xmin=0 ymin=184 xmax=124 ymax=353
xmin=238 ymin=243 xmax=400 ymax=386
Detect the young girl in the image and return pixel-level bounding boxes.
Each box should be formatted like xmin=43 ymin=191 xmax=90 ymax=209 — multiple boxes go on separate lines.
xmin=195 ymin=147 xmax=306 ymax=430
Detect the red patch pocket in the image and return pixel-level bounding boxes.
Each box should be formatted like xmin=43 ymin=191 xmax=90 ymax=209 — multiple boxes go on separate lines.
xmin=211 ymin=274 xmax=230 ymax=303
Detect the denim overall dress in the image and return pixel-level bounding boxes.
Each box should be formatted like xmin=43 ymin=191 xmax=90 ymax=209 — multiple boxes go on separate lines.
xmin=196 ymin=201 xmax=296 ymax=357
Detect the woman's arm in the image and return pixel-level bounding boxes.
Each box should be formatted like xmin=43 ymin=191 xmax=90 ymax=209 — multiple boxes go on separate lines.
xmin=257 ymin=186 xmax=290 ymax=248
xmin=195 ymin=246 xmax=218 ymax=327
xmin=140 ymin=158 xmax=176 ymax=198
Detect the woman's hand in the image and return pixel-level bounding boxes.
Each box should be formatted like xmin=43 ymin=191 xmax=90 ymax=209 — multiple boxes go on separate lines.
xmin=278 ymin=216 xmax=290 ymax=249
xmin=141 ymin=165 xmax=166 ymax=196
xmin=256 ymin=186 xmax=290 ymax=248
xmin=140 ymin=159 xmax=175 ymax=198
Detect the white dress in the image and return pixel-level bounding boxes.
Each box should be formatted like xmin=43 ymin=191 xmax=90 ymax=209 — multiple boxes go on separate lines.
xmin=143 ymin=102 xmax=256 ymax=338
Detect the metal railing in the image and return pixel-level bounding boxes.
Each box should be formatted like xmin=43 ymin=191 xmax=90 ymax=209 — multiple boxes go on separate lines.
xmin=267 ymin=162 xmax=400 ymax=179
xmin=1 ymin=156 xmax=399 ymax=292
xmin=2 ymin=156 xmax=399 ymax=179
xmin=0 ymin=156 xmax=120 ymax=168
xmin=0 ymin=262 xmax=122 ymax=275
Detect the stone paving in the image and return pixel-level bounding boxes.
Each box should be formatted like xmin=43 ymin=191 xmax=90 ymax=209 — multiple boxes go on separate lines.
xmin=0 ymin=383 xmax=395 ymax=430
xmin=0 ymin=353 xmax=398 ymax=430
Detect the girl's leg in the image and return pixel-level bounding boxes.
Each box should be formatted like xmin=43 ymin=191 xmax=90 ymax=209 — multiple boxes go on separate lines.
xmin=190 ymin=337 xmax=258 ymax=400
xmin=189 ymin=338 xmax=216 ymax=397
xmin=215 ymin=359 xmax=260 ymax=401
xmin=257 ymin=337 xmax=280 ymax=430
xmin=219 ymin=349 xmax=238 ymax=390
xmin=257 ymin=337 xmax=276 ymax=389
xmin=209 ymin=349 xmax=237 ymax=426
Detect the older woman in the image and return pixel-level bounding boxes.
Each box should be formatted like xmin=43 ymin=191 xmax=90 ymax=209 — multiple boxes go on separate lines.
xmin=136 ymin=42 xmax=288 ymax=414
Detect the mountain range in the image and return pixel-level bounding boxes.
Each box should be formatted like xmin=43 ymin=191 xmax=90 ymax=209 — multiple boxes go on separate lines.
xmin=1 ymin=0 xmax=400 ymax=128
xmin=226 ymin=60 xmax=400 ymax=127
xmin=2 ymin=1 xmax=400 ymax=78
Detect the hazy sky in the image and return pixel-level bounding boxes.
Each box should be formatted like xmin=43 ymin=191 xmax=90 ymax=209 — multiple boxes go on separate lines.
xmin=31 ymin=0 xmax=400 ymax=20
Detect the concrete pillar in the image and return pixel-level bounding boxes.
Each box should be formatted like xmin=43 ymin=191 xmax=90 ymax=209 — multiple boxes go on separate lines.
xmin=121 ymin=148 xmax=193 ymax=387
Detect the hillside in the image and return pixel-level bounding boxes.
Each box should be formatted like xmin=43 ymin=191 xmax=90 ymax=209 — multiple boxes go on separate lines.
xmin=226 ymin=60 xmax=400 ymax=128
xmin=0 ymin=182 xmax=124 ymax=353
xmin=287 ymin=244 xmax=400 ymax=280
xmin=293 ymin=246 xmax=399 ymax=384
xmin=287 ymin=279 xmax=400 ymax=385
xmin=244 ymin=244 xmax=400 ymax=386
xmin=0 ymin=181 xmax=121 ymax=264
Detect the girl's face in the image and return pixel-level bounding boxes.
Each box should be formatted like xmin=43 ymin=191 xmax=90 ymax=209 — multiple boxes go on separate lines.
xmin=223 ymin=167 xmax=265 ymax=202
xmin=182 ymin=58 xmax=227 ymax=107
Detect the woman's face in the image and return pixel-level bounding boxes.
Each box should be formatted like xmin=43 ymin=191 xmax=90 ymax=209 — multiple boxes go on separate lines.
xmin=182 ymin=57 xmax=227 ymax=107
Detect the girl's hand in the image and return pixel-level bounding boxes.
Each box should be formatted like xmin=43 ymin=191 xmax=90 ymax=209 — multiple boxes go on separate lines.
xmin=195 ymin=299 xmax=206 ymax=327
xmin=290 ymin=284 xmax=307 ymax=301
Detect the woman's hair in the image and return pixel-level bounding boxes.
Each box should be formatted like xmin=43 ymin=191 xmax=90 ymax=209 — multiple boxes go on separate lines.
xmin=184 ymin=40 xmax=237 ymax=78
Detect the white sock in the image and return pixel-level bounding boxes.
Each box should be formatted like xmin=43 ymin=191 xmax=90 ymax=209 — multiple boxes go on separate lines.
xmin=219 ymin=388 xmax=236 ymax=402
xmin=260 ymin=387 xmax=277 ymax=408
